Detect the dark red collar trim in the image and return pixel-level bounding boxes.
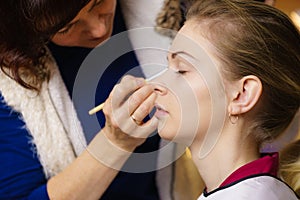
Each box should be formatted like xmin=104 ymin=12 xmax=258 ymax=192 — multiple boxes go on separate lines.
xmin=219 ymin=152 xmax=279 ymax=187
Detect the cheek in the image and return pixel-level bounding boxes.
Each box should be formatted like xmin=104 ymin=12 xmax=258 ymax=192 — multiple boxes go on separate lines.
xmin=194 ymin=79 xmax=212 ymax=141
xmin=51 ymin=34 xmax=78 ymax=46
xmin=153 ymin=69 xmax=205 ymax=145
xmin=51 ymin=34 xmax=65 ymax=46
xmin=157 ymin=92 xmax=200 ymax=145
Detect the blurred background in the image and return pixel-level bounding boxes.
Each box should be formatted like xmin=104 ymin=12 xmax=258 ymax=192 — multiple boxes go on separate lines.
xmin=276 ymin=0 xmax=300 ymax=29
xmin=275 ymin=0 xmax=300 ymax=140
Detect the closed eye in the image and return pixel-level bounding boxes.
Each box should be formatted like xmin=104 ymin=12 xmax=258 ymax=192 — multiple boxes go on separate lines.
xmin=57 ymin=21 xmax=78 ymax=35
xmin=57 ymin=28 xmax=71 ymax=34
xmin=177 ymin=70 xmax=187 ymax=74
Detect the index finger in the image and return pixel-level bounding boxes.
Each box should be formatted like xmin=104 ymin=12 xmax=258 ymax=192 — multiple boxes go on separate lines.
xmin=110 ymin=75 xmax=146 ymax=108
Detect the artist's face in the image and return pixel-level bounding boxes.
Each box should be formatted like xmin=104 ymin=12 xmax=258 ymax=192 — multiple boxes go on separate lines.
xmin=51 ymin=0 xmax=116 ymax=48
xmin=153 ymin=21 xmax=224 ymax=146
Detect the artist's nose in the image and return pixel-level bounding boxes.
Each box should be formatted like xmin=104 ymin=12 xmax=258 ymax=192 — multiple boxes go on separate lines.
xmin=86 ymin=15 xmax=109 ymax=39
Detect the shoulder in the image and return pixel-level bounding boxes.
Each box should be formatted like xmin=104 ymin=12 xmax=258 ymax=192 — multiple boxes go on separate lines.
xmin=199 ymin=175 xmax=298 ymax=200
xmin=0 ymin=91 xmax=47 ymax=199
xmin=0 ymin=91 xmax=25 ymax=130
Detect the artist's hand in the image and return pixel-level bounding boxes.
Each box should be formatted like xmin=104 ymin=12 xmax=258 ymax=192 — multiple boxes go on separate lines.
xmin=102 ymin=75 xmax=158 ymax=151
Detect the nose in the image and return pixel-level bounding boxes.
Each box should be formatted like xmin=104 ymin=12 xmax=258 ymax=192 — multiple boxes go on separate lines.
xmin=153 ymin=84 xmax=168 ymax=96
xmin=87 ymin=16 xmax=108 ymax=38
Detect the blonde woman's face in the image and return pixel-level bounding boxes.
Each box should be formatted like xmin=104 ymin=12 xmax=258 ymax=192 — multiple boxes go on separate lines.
xmin=152 ymin=21 xmax=227 ymax=152
xmin=51 ymin=0 xmax=116 ymax=48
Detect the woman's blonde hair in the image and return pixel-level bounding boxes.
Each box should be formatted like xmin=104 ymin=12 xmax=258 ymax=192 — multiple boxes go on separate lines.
xmin=186 ymin=0 xmax=300 ymax=146
xmin=279 ymin=139 xmax=300 ymax=196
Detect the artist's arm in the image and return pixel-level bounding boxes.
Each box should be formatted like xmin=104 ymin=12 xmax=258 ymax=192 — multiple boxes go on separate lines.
xmin=47 ymin=146 xmax=125 ymax=200
xmin=0 ymin=103 xmax=129 ymax=200
xmin=47 ymin=76 xmax=158 ymax=200
xmin=0 ymin=76 xmax=157 ymax=200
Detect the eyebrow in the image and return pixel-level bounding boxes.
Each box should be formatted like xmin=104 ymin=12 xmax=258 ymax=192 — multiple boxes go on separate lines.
xmin=171 ymin=51 xmax=198 ymax=61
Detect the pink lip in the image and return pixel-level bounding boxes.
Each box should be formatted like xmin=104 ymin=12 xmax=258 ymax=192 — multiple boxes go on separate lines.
xmin=155 ymin=104 xmax=168 ymax=118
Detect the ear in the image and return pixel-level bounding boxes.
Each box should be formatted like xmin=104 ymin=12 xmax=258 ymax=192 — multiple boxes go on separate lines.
xmin=228 ymin=75 xmax=262 ymax=115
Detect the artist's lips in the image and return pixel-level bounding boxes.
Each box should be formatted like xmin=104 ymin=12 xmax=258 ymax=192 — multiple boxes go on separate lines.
xmin=155 ymin=104 xmax=168 ymax=118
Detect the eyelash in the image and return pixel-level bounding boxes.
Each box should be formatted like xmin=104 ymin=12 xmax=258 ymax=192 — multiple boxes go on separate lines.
xmin=166 ymin=56 xmax=188 ymax=75
xmin=58 ymin=28 xmax=70 ymax=35
xmin=177 ymin=70 xmax=187 ymax=74
xmin=58 ymin=22 xmax=77 ymax=35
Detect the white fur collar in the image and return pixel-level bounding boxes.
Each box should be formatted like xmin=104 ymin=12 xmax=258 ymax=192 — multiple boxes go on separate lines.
xmin=0 ymin=57 xmax=86 ymax=178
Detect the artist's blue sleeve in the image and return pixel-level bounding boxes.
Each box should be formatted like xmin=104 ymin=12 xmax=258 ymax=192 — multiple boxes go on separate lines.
xmin=0 ymin=92 xmax=49 ymax=200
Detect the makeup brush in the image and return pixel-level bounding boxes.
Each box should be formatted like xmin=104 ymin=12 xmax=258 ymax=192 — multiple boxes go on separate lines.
xmin=88 ymin=68 xmax=167 ymax=115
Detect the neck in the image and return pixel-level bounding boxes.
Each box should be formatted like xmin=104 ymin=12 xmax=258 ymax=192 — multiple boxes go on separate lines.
xmin=190 ymin=123 xmax=260 ymax=192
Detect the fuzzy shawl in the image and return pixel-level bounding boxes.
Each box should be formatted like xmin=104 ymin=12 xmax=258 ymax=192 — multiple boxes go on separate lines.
xmin=0 ymin=54 xmax=86 ymax=178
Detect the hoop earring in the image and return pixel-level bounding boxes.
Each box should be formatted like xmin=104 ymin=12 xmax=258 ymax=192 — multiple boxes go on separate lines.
xmin=229 ymin=113 xmax=239 ymax=124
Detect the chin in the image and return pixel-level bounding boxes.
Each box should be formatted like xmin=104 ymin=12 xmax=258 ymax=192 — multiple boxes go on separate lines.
xmin=157 ymin=132 xmax=175 ymax=142
xmin=81 ymin=39 xmax=108 ymax=48
xmin=158 ymin=124 xmax=197 ymax=146
xmin=157 ymin=123 xmax=177 ymax=142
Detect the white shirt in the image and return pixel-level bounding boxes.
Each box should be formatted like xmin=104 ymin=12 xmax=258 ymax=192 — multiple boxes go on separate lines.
xmin=198 ymin=175 xmax=298 ymax=200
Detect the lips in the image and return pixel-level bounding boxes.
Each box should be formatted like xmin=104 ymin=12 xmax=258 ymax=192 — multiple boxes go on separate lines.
xmin=155 ymin=104 xmax=168 ymax=118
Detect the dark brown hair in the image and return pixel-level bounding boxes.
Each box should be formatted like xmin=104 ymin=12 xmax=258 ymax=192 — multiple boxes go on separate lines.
xmin=187 ymin=0 xmax=300 ymax=145
xmin=0 ymin=0 xmax=90 ymax=90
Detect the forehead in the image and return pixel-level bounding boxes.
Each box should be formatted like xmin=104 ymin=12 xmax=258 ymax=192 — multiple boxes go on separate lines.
xmin=170 ymin=22 xmax=215 ymax=61
xmin=169 ymin=21 xmax=225 ymax=87
xmin=170 ymin=22 xmax=218 ymax=66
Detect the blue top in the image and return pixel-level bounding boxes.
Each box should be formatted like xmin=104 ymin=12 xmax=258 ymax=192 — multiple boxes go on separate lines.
xmin=0 ymin=93 xmax=49 ymax=200
xmin=0 ymin=2 xmax=159 ymax=200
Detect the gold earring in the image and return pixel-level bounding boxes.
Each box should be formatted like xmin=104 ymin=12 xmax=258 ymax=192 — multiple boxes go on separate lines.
xmin=229 ymin=113 xmax=239 ymax=124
